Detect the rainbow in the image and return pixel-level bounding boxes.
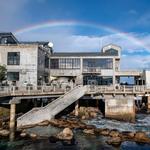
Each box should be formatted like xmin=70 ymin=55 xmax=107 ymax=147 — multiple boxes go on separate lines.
xmin=14 ymin=20 xmax=149 ymax=50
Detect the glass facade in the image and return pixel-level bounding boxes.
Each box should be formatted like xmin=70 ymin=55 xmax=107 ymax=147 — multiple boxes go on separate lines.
xmin=7 ymin=72 xmax=19 ymax=81
xmin=83 ymin=75 xmax=112 ymax=85
xmin=7 ymin=52 xmax=20 ymax=65
xmin=104 ymin=49 xmax=118 ymax=56
xmin=50 ymin=58 xmax=80 ymax=69
xmin=83 ymin=58 xmax=113 ymax=70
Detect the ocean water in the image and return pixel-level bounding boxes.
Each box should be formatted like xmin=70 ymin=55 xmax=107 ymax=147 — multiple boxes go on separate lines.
xmin=0 ymin=114 xmax=150 ymax=150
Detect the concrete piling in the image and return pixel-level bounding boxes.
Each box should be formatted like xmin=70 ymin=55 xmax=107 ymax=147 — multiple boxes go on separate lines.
xmin=9 ymin=103 xmax=16 ymax=142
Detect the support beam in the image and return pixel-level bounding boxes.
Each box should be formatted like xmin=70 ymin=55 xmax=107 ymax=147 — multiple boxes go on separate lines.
xmin=9 ymin=103 xmax=16 ymax=142
xmin=75 ymin=100 xmax=79 ymax=116
xmin=148 ymin=96 xmax=150 ymax=112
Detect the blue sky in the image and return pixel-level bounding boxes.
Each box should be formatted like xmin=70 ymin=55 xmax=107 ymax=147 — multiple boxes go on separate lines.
xmin=1 ymin=0 xmax=150 ymax=69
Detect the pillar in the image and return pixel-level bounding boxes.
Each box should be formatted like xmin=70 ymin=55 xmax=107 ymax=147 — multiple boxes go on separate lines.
xmin=75 ymin=100 xmax=79 ymax=116
xmin=148 ymin=96 xmax=150 ymax=112
xmin=96 ymin=99 xmax=99 ymax=108
xmin=9 ymin=103 xmax=16 ymax=142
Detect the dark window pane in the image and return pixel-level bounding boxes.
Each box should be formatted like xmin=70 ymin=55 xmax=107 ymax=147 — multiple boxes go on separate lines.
xmin=7 ymin=72 xmax=19 ymax=81
xmin=7 ymin=52 xmax=20 ymax=65
xmin=50 ymin=59 xmax=59 ymax=69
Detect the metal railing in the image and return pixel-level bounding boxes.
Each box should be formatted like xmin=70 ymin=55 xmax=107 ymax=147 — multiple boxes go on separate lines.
xmin=83 ymin=67 xmax=101 ymax=73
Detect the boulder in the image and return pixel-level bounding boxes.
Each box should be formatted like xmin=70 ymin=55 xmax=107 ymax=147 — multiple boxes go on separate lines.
xmin=100 ymin=128 xmax=110 ymax=136
xmin=20 ymin=132 xmax=27 ymax=138
xmin=83 ymin=129 xmax=94 ymax=135
xmin=134 ymin=131 xmax=150 ymax=143
xmin=106 ymin=137 xmax=122 ymax=146
xmin=109 ymin=129 xmax=120 ymax=137
xmin=29 ymin=133 xmax=37 ymax=139
xmin=57 ymin=128 xmax=73 ymax=140
xmin=90 ymin=112 xmax=97 ymax=118
xmin=0 ymin=129 xmax=9 ymax=137
xmin=121 ymin=131 xmax=135 ymax=140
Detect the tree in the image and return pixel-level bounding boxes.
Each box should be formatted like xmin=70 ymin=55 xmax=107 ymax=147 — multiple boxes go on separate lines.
xmin=0 ymin=65 xmax=7 ymax=84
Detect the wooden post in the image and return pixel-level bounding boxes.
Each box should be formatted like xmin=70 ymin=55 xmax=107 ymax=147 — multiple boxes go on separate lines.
xmin=9 ymin=103 xmax=16 ymax=142
xmin=75 ymin=100 xmax=79 ymax=116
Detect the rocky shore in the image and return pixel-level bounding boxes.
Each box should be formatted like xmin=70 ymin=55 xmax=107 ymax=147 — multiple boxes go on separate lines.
xmin=0 ymin=106 xmax=150 ymax=147
xmin=17 ymin=117 xmax=150 ymax=147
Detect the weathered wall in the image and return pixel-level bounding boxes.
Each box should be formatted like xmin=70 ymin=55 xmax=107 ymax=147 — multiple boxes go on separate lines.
xmin=105 ymin=97 xmax=135 ymax=122
xmin=0 ymin=45 xmax=38 ymax=86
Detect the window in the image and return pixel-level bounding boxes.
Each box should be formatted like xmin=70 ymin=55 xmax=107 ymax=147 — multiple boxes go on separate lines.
xmin=7 ymin=72 xmax=19 ymax=81
xmin=83 ymin=58 xmax=113 ymax=70
xmin=50 ymin=59 xmax=59 ymax=69
xmin=105 ymin=49 xmax=118 ymax=56
xmin=50 ymin=58 xmax=80 ymax=69
xmin=7 ymin=52 xmax=20 ymax=65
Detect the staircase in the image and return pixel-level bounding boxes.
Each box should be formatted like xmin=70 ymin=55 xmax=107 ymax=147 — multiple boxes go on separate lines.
xmin=17 ymin=85 xmax=87 ymax=128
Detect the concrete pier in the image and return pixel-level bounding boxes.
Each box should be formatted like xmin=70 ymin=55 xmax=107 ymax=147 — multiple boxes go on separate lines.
xmin=75 ymin=100 xmax=79 ymax=116
xmin=9 ymin=103 xmax=16 ymax=141
xmin=148 ymin=96 xmax=150 ymax=112
xmin=105 ymin=97 xmax=135 ymax=122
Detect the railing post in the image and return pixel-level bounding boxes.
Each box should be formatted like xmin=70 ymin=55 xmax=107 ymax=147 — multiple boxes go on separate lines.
xmin=123 ymin=85 xmax=125 ymax=92
xmin=12 ymin=86 xmax=15 ymax=95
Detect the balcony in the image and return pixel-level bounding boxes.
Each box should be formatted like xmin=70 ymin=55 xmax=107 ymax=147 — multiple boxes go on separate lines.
xmin=83 ymin=67 xmax=101 ymax=74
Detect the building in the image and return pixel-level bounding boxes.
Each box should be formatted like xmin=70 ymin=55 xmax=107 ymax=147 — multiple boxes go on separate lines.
xmin=0 ymin=32 xmax=52 ymax=87
xmin=49 ymin=45 xmax=150 ymax=88
xmin=0 ymin=32 xmax=150 ymax=88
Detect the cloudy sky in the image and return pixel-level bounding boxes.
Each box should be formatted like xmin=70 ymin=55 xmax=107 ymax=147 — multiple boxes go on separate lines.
xmin=1 ymin=0 xmax=150 ymax=70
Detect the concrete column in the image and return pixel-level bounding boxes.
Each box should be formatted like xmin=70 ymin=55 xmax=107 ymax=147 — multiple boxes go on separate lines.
xmin=148 ymin=96 xmax=150 ymax=112
xmin=75 ymin=100 xmax=79 ymax=116
xmin=9 ymin=103 xmax=16 ymax=142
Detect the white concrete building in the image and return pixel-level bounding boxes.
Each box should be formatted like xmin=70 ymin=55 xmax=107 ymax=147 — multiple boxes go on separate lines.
xmin=0 ymin=33 xmax=52 ymax=87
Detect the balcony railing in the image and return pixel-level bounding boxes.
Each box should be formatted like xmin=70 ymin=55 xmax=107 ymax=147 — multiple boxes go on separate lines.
xmin=83 ymin=67 xmax=101 ymax=73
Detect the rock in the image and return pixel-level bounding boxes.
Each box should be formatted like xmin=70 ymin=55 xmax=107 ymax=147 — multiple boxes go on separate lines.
xmin=83 ymin=129 xmax=94 ymax=135
xmin=121 ymin=131 xmax=135 ymax=139
xmin=57 ymin=128 xmax=73 ymax=140
xmin=109 ymin=129 xmax=120 ymax=137
xmin=100 ymin=128 xmax=110 ymax=136
xmin=134 ymin=131 xmax=150 ymax=143
xmin=0 ymin=129 xmax=9 ymax=137
xmin=106 ymin=137 xmax=122 ymax=146
xmin=38 ymin=120 xmax=49 ymax=126
xmin=29 ymin=133 xmax=37 ymax=139
xmin=20 ymin=132 xmax=27 ymax=138
xmin=81 ymin=115 xmax=86 ymax=120
xmin=48 ymin=135 xmax=59 ymax=143
xmin=90 ymin=112 xmax=97 ymax=118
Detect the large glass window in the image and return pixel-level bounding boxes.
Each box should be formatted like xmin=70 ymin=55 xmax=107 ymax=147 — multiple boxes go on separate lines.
xmin=104 ymin=49 xmax=118 ymax=56
xmin=7 ymin=72 xmax=19 ymax=81
xmin=83 ymin=58 xmax=113 ymax=70
xmin=7 ymin=52 xmax=20 ymax=65
xmin=50 ymin=59 xmax=59 ymax=69
xmin=50 ymin=58 xmax=80 ymax=69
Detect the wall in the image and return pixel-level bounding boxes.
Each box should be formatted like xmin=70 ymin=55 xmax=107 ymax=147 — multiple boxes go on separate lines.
xmin=0 ymin=44 xmax=38 ymax=86
xmin=105 ymin=96 xmax=135 ymax=122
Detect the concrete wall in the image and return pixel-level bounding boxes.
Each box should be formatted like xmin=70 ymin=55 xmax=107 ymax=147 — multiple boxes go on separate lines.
xmin=105 ymin=97 xmax=135 ymax=122
xmin=143 ymin=70 xmax=150 ymax=88
xmin=0 ymin=45 xmax=38 ymax=86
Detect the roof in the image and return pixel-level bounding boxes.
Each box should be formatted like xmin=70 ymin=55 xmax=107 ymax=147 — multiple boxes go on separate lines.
xmin=51 ymin=52 xmax=118 ymax=57
xmin=20 ymin=41 xmax=49 ymax=46
xmin=0 ymin=32 xmax=19 ymax=44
